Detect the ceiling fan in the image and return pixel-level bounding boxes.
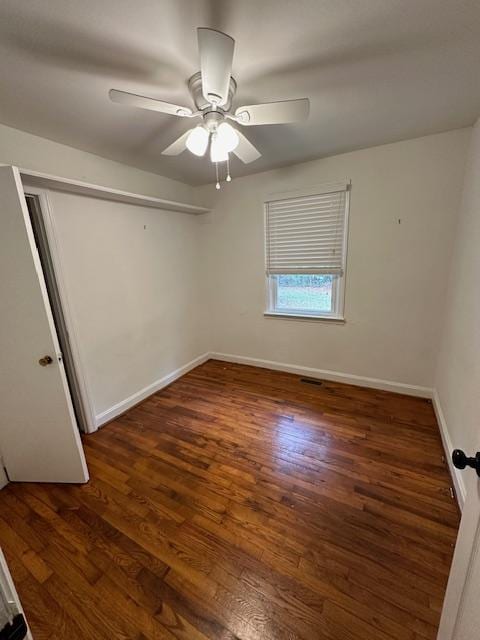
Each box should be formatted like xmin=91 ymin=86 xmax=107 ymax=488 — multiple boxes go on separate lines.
xmin=109 ymin=28 xmax=309 ymax=186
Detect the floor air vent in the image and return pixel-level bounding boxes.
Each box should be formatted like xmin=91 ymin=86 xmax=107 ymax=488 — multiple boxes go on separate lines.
xmin=300 ymin=378 xmax=323 ymax=386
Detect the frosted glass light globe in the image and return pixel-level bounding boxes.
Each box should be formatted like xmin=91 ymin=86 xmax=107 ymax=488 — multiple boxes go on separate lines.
xmin=186 ymin=126 xmax=208 ymax=156
xmin=216 ymin=122 xmax=239 ymax=152
xmin=210 ymin=133 xmax=229 ymax=163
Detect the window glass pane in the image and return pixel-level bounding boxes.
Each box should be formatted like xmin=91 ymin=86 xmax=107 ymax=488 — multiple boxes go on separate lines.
xmin=275 ymin=274 xmax=334 ymax=313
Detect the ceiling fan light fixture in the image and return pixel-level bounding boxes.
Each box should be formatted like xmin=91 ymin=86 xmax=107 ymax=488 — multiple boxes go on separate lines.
xmin=216 ymin=122 xmax=239 ymax=152
xmin=111 ymin=29 xmax=309 ymax=174
xmin=186 ymin=126 xmax=209 ymax=156
xmin=210 ymin=133 xmax=229 ymax=163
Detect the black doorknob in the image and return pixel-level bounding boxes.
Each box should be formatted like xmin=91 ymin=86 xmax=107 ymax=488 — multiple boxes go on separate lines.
xmin=452 ymin=449 xmax=480 ymax=477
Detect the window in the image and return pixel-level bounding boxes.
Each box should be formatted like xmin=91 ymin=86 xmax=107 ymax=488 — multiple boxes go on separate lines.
xmin=265 ymin=183 xmax=350 ymax=319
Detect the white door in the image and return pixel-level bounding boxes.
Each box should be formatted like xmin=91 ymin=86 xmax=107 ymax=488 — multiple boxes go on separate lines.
xmin=0 ymin=165 xmax=88 ymax=483
xmin=438 ymin=455 xmax=480 ymax=639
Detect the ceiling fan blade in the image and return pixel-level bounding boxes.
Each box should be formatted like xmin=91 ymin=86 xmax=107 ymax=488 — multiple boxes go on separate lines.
xmin=109 ymin=89 xmax=193 ymax=117
xmin=235 ymin=98 xmax=309 ymax=126
xmin=197 ymin=28 xmax=234 ymax=107
xmin=232 ymin=131 xmax=261 ymax=164
xmin=161 ymin=129 xmax=193 ymax=156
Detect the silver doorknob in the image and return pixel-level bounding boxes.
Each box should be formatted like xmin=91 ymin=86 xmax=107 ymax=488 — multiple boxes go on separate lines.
xmin=38 ymin=355 xmax=53 ymax=366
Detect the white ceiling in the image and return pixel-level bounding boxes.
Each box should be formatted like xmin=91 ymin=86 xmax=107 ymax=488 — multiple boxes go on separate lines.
xmin=1 ymin=0 xmax=479 ymax=185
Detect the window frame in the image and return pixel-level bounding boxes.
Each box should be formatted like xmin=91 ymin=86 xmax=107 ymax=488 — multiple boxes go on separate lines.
xmin=264 ymin=183 xmax=350 ymax=322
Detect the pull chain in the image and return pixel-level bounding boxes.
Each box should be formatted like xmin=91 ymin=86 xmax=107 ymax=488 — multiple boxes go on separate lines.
xmin=226 ymin=156 xmax=232 ymax=183
xmin=215 ymin=162 xmax=220 ymax=190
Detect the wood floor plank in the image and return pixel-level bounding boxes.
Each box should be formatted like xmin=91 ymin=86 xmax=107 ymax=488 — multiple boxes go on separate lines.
xmin=0 ymin=359 xmax=459 ymax=639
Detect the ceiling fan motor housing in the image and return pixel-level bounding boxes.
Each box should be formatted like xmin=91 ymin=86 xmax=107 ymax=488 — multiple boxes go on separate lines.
xmin=188 ymin=71 xmax=237 ymax=112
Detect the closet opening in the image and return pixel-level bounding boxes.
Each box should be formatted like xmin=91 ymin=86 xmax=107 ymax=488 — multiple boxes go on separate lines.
xmin=24 ymin=193 xmax=90 ymax=434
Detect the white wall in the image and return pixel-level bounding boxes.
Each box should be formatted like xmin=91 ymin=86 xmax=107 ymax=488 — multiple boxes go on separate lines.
xmin=198 ymin=129 xmax=470 ymax=390
xmin=42 ymin=190 xmax=209 ymax=424
xmin=435 ymin=119 xmax=480 ymax=502
xmin=0 ymin=121 xmax=203 ymax=206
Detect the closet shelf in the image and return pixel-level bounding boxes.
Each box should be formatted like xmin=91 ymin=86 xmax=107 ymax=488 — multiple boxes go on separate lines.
xmin=19 ymin=168 xmax=209 ymax=215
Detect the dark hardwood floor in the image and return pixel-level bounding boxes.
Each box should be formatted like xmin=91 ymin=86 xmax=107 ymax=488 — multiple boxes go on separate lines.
xmin=0 ymin=360 xmax=459 ymax=639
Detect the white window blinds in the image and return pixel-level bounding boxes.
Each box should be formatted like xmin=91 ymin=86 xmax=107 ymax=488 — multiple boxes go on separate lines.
xmin=265 ymin=184 xmax=349 ymax=275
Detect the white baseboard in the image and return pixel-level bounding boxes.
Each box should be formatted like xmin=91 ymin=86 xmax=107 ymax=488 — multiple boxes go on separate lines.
xmin=209 ymin=351 xmax=433 ymax=398
xmin=95 ymin=352 xmax=210 ymax=428
xmin=432 ymin=389 xmax=466 ymax=510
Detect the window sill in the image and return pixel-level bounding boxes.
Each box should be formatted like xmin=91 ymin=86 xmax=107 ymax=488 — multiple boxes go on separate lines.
xmin=264 ymin=312 xmax=345 ymax=323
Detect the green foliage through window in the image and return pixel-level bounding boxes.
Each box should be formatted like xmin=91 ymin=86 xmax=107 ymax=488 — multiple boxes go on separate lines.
xmin=275 ymin=274 xmax=334 ymax=313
